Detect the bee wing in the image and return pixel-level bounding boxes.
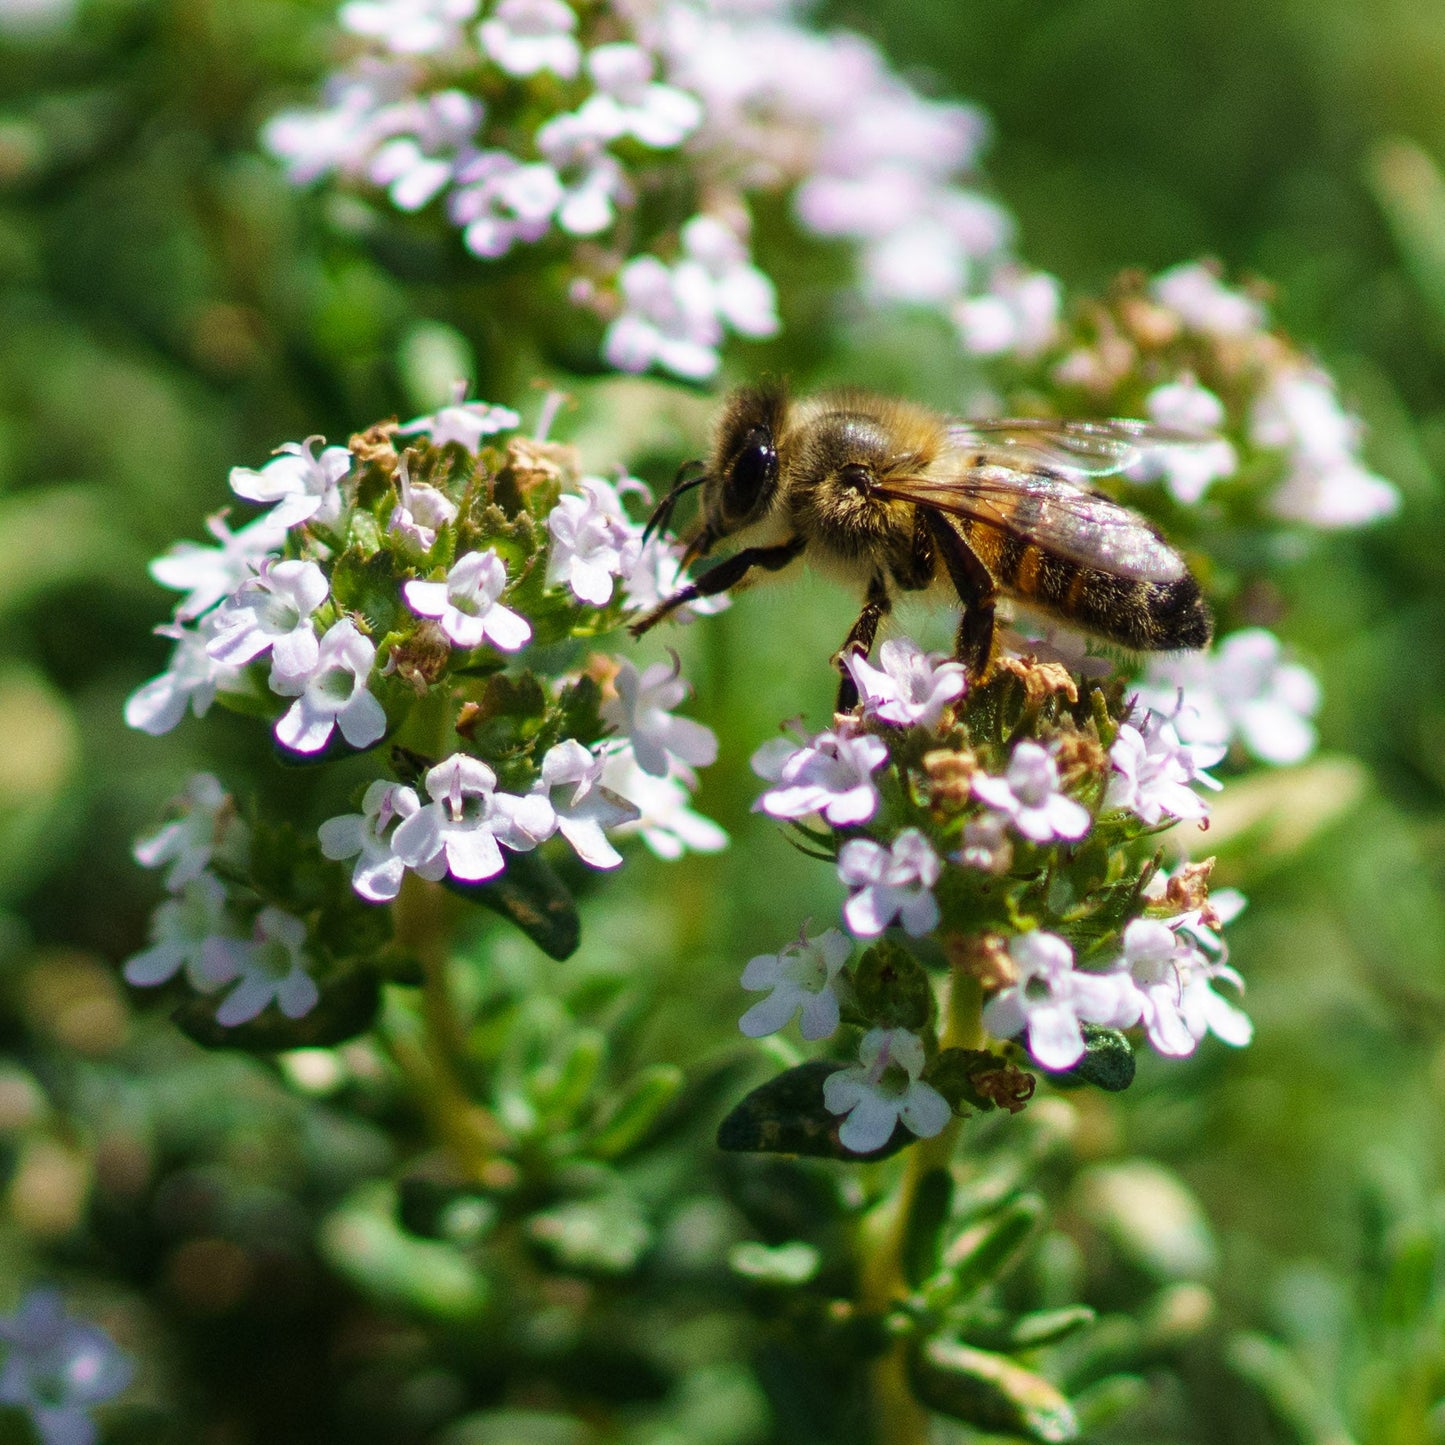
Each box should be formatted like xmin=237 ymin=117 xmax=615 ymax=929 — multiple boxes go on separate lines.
xmin=874 ymin=465 xmax=1189 ymax=583
xmin=947 ymin=418 xmax=1208 ymax=479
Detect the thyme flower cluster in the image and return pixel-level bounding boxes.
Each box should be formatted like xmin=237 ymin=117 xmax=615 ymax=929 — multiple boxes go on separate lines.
xmin=124 ymin=393 xmax=724 ymax=1032
xmin=265 ymin=0 xmax=1051 ymax=378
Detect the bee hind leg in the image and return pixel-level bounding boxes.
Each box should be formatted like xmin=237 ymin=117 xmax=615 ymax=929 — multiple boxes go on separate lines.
xmin=833 ymin=575 xmax=892 ymax=711
xmin=923 ymin=512 xmax=998 ymax=681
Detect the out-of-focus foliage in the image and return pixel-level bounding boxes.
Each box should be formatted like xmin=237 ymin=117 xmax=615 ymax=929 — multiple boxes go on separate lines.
xmin=5 ymin=0 xmax=1445 ymax=1441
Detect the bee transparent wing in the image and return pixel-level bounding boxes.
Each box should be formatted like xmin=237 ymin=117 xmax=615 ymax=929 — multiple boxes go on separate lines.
xmin=946 ymin=418 xmax=1207 ymax=480
xmin=874 ymin=465 xmax=1189 ymax=583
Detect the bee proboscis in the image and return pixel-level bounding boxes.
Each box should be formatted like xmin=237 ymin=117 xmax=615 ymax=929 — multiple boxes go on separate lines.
xmin=632 ymin=384 xmax=1213 ymax=708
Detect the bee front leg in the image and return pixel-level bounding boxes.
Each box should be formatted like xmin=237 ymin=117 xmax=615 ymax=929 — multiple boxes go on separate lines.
xmin=833 ymin=574 xmax=892 ymax=712
xmin=923 ymin=512 xmax=998 ymax=681
xmin=629 ymin=536 xmax=806 ymax=639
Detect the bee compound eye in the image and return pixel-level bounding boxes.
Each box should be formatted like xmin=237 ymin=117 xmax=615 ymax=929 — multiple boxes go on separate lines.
xmin=724 ymin=425 xmax=778 ymax=517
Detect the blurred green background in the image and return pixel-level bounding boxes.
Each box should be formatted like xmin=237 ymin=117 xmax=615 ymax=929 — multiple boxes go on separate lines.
xmin=5 ymin=0 xmax=1445 ymax=1440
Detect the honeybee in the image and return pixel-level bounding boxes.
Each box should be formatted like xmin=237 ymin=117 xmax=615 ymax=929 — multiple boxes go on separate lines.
xmin=632 ymin=383 xmax=1212 ymax=708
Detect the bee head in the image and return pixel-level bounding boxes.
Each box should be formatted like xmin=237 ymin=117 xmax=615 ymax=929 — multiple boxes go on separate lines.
xmin=687 ymin=383 xmax=789 ymax=557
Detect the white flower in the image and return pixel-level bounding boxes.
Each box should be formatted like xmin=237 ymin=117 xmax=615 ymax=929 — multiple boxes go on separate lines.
xmin=954 ymin=266 xmax=1061 ymax=359
xmin=534 ymin=740 xmax=638 ymax=869
xmin=391 ymin=753 xmax=555 ymax=882
xmin=1113 ymin=917 xmax=1252 ymax=1057
xmin=837 ymin=829 xmax=940 ymax=938
xmin=396 ymin=381 xmax=521 ymax=451
xmin=1136 ymin=627 xmax=1321 ymax=766
xmin=546 ymin=478 xmax=640 ymax=606
xmin=1128 ymin=377 xmax=1239 ymax=505
xmin=972 ymin=741 xmax=1090 ymax=844
xmin=341 ymin=0 xmax=479 ymax=54
xmin=620 ymin=533 xmax=729 ymax=620
xmin=133 ymin=773 xmax=230 ymax=889
xmin=752 ymin=725 xmax=886 ymax=827
xmin=981 ymin=931 xmax=1137 ymax=1071
xmin=124 ymin=617 xmax=242 ymax=737
xmin=272 ymin=618 xmax=388 ymax=755
xmin=602 ymin=253 xmax=724 ymax=382
xmin=229 ymin=436 xmax=351 ymax=530
xmin=679 ymin=214 xmax=779 ymax=339
xmin=206 ymin=559 xmax=330 ymax=686
xmin=477 ymin=0 xmax=580 ymax=79
xmin=952 ymin=811 xmax=1012 ymax=874
xmin=149 ymin=509 xmax=287 ymax=621
xmin=600 ymin=747 xmax=728 ymax=860
xmin=208 ymin=906 xmax=320 ymax=1028
xmin=1150 ymin=261 xmax=1265 ymax=338
xmin=388 ymin=459 xmax=459 ymax=550
xmin=739 ymin=925 xmax=851 ymax=1041
xmin=450 ymin=151 xmax=564 ymax=258
xmin=536 ymin=112 xmax=632 ymax=235
xmin=123 ymin=873 xmax=240 ymax=993
xmin=602 ymin=656 xmax=718 ymax=778
xmin=822 ymin=1027 xmax=950 ymax=1154
xmin=1105 ymin=711 xmax=1223 ymax=826
xmin=319 ymin=779 xmax=436 ymax=902
xmin=0 ymin=1290 xmax=133 ymax=1445
xmin=578 ymin=43 xmax=703 ymax=149
xmin=1250 ymin=368 xmax=1399 ymax=528
xmin=603 ymin=264 xmax=715 ymax=379
xmin=843 ymin=637 xmax=966 ymax=730
xmin=403 ymin=548 xmax=531 ymax=651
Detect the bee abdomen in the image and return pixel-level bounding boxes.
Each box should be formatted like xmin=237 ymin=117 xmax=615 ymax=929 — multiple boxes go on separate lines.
xmin=1059 ymin=568 xmax=1213 ymax=651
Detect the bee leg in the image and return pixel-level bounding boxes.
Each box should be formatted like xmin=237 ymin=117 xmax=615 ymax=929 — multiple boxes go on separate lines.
xmin=628 ymin=535 xmax=806 ymax=639
xmin=923 ymin=512 xmax=998 ymax=681
xmin=833 ymin=575 xmax=891 ymax=711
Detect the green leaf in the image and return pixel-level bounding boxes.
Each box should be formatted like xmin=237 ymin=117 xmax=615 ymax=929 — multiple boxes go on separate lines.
xmin=903 ymin=1167 xmax=955 ymax=1288
xmin=172 ymin=972 xmax=380 ymax=1050
xmin=909 ymin=1337 xmax=1078 ymax=1442
xmin=526 ymin=1196 xmax=652 ymax=1275
xmin=588 ymin=1063 xmax=684 ymax=1159
xmin=728 ymin=1240 xmax=822 ymax=1286
xmin=321 ymin=1183 xmax=489 ymax=1321
xmin=1046 ymin=1026 xmax=1135 ymax=1092
xmin=956 ymin=1305 xmax=1097 ymax=1353
xmin=715 ymin=1060 xmax=913 ymax=1161
xmin=330 ymin=546 xmax=406 ymax=635
xmin=446 ymin=850 xmax=581 ymax=960
xmin=944 ymin=1194 xmax=1046 ymax=1298
xmin=852 ymin=939 xmax=934 ymax=1030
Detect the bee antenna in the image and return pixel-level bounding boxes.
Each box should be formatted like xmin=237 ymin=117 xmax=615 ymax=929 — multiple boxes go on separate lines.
xmin=642 ymin=460 xmax=708 ymax=546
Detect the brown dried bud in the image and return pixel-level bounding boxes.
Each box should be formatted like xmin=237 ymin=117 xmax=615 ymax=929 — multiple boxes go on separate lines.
xmin=1051 ymin=728 xmax=1108 ymax=786
xmin=583 ymin=651 xmax=622 ymax=703
xmin=348 ymin=421 xmax=400 ymax=468
xmin=923 ymin=748 xmax=979 ymax=807
xmin=945 ymin=932 xmax=1016 ymax=991
xmin=388 ymin=620 xmax=451 ymax=692
xmin=1162 ymin=856 xmax=1218 ymax=925
xmin=970 ymin=1063 xmax=1036 ymax=1115
xmin=1118 ymin=295 xmax=1183 ymax=350
xmin=997 ymin=655 xmax=1078 ymax=707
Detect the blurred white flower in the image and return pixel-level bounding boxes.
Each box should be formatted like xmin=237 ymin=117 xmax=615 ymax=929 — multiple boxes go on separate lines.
xmin=602 ymin=656 xmax=718 ymax=778
xmin=149 ymin=509 xmax=287 ymax=621
xmin=534 ymin=739 xmax=638 ymax=869
xmin=319 ymin=779 xmax=434 ymax=901
xmin=600 ymin=747 xmax=728 ymax=860
xmin=478 ymin=0 xmax=581 ymax=79
xmin=1105 ymin=711 xmax=1223 ymax=826
xmin=397 ymin=381 xmax=521 ymax=451
xmin=229 ymin=436 xmax=352 ymax=531
xmin=547 ymin=478 xmax=640 ymax=605
xmin=207 ymin=906 xmax=320 ymax=1028
xmin=1136 ymin=627 xmax=1321 ymax=766
xmin=954 ymin=266 xmax=1061 ymax=359
xmin=1129 ymin=376 xmax=1238 ymax=504
xmin=342 ymin=0 xmax=479 ymax=55
xmin=132 ymin=772 xmax=229 ymax=889
xmin=1150 ymin=261 xmax=1265 ymax=338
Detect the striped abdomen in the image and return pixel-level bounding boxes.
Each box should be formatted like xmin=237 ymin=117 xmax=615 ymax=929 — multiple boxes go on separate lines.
xmin=950 ymin=516 xmax=1213 ymax=651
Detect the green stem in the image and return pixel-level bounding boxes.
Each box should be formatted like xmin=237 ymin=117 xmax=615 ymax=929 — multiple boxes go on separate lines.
xmin=860 ymin=967 xmax=984 ymax=1445
xmin=388 ymin=871 xmax=509 ymax=1182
